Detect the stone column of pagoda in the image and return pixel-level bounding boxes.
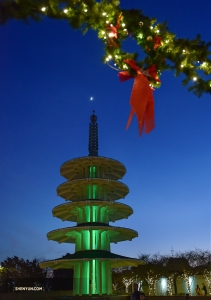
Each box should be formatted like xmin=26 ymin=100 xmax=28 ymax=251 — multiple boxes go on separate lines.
xmin=40 ymin=112 xmax=143 ymax=295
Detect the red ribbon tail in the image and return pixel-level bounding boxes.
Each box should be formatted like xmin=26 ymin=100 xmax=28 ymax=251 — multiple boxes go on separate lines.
xmin=138 ymin=119 xmax=145 ymax=136
xmin=118 ymin=71 xmax=134 ymax=82
xmin=126 ymin=107 xmax=135 ymax=130
xmin=127 ymin=73 xmax=155 ymax=136
xmin=144 ymin=93 xmax=155 ymax=134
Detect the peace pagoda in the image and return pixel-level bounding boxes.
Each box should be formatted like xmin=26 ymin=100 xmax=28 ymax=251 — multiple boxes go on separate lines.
xmin=40 ymin=112 xmax=143 ymax=295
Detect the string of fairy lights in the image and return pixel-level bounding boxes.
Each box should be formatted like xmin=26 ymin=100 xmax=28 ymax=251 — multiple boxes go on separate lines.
xmin=204 ymin=270 xmax=211 ymax=294
xmin=167 ymin=275 xmax=174 ymax=295
xmin=1 ymin=0 xmax=211 ymax=96
xmin=178 ymin=271 xmax=192 ymax=293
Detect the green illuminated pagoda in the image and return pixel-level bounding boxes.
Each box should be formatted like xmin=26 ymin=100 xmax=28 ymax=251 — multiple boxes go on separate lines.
xmin=40 ymin=112 xmax=143 ymax=295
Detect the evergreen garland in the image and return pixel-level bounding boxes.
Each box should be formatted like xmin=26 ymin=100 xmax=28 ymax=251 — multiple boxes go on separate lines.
xmin=1 ymin=0 xmax=211 ymax=97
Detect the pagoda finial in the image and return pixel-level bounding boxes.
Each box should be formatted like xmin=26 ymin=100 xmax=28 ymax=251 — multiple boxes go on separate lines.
xmin=88 ymin=111 xmax=98 ymax=156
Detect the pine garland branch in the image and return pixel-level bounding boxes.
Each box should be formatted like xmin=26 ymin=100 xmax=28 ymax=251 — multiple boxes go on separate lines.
xmin=1 ymin=0 xmax=211 ymax=96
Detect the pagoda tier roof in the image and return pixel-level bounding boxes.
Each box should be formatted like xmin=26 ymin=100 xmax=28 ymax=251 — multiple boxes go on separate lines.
xmin=52 ymin=200 xmax=133 ymax=222
xmin=60 ymin=156 xmax=126 ymax=181
xmin=57 ymin=178 xmax=129 ymax=201
xmin=40 ymin=250 xmax=144 ymax=269
xmin=47 ymin=225 xmax=138 ymax=244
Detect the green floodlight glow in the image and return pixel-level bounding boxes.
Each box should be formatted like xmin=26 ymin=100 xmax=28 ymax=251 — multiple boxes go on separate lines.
xmin=93 ymin=185 xmax=97 ymax=199
xmin=89 ymin=166 xmax=97 ymax=178
xmin=93 ymin=206 xmax=97 ymax=222
xmin=87 ymin=185 xmax=98 ymax=200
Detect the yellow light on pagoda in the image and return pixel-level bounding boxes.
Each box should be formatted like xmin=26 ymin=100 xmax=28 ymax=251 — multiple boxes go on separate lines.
xmin=41 ymin=7 xmax=46 ymax=12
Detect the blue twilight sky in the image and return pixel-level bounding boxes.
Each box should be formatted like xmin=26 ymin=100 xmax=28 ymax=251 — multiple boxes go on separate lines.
xmin=0 ymin=0 xmax=211 ymax=263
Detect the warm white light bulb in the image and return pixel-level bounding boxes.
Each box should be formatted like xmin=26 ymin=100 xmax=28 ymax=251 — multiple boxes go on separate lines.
xmin=193 ymin=77 xmax=197 ymax=81
xmin=181 ymin=64 xmax=184 ymax=68
xmin=156 ymin=30 xmax=160 ymax=33
xmin=102 ymin=12 xmax=106 ymax=16
xmin=102 ymin=31 xmax=105 ymax=35
xmin=63 ymin=9 xmax=68 ymax=13
xmin=41 ymin=7 xmax=46 ymax=12
xmin=183 ymin=49 xmax=186 ymax=53
xmin=108 ymin=32 xmax=115 ymax=37
xmin=84 ymin=9 xmax=88 ymax=12
xmin=122 ymin=23 xmax=125 ymax=27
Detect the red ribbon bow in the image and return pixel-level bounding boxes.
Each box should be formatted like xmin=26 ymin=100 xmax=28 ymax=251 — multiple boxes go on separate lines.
xmin=118 ymin=59 xmax=155 ymax=135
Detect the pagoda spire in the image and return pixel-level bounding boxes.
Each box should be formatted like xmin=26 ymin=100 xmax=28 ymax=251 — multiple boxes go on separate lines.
xmin=88 ymin=110 xmax=98 ymax=156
